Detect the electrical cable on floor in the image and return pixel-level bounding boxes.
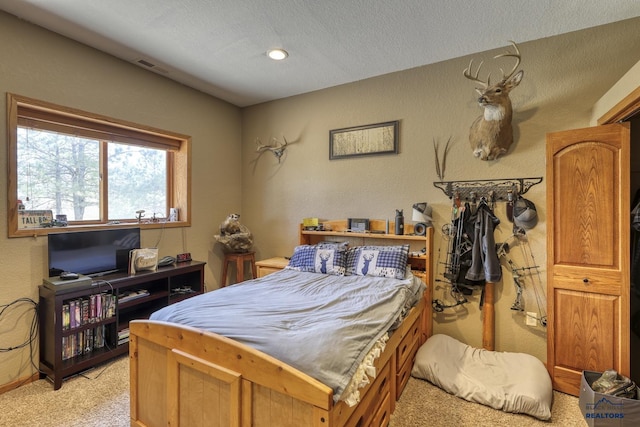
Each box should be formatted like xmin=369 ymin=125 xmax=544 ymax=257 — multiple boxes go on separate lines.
xmin=78 ymin=363 xmax=111 ymax=381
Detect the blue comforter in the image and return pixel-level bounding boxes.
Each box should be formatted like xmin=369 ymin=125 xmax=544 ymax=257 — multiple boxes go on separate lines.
xmin=150 ymin=268 xmax=424 ymax=401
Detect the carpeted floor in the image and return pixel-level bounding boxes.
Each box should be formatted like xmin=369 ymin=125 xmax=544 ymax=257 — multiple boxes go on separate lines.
xmin=0 ymin=357 xmax=130 ymax=427
xmin=0 ymin=355 xmax=586 ymax=426
xmin=390 ymin=373 xmax=586 ymax=427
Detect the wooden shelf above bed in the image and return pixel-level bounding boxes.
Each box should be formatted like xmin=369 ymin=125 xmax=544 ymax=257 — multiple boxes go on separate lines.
xmin=301 ymin=229 xmax=426 ymax=241
xmin=299 ymin=219 xmax=432 ymax=249
xmin=300 ymin=218 xmax=424 ymax=237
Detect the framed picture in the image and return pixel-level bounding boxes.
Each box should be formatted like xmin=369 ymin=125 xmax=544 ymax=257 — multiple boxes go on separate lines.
xmin=329 ymin=120 xmax=399 ymax=159
xmin=348 ymin=218 xmax=370 ymax=232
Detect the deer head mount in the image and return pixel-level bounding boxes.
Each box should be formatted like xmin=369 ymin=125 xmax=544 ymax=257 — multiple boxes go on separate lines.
xmin=463 ymin=41 xmax=523 ymax=161
xmin=255 ymin=136 xmax=289 ymax=163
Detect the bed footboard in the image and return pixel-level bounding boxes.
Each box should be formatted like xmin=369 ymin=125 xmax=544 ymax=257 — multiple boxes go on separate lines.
xmin=130 ymin=296 xmax=427 ymax=427
xmin=130 ymin=320 xmax=333 ymax=426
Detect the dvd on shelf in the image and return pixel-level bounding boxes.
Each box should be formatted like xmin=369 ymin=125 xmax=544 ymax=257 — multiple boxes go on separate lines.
xmin=61 ymin=325 xmax=108 ymax=360
xmin=62 ymin=292 xmax=116 ymax=331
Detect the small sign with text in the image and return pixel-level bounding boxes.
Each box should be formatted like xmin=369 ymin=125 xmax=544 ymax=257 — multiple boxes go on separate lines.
xmin=18 ymin=210 xmax=53 ymax=229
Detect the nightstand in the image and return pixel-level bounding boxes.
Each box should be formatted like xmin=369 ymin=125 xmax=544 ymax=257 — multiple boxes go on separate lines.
xmin=255 ymin=257 xmax=290 ymax=278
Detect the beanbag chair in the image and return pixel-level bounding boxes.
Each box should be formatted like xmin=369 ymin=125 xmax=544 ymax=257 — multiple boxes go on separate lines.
xmin=411 ymin=334 xmax=553 ymax=420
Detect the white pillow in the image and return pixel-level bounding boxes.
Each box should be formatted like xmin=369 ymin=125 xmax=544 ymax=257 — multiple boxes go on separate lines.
xmin=411 ymin=334 xmax=553 ymax=421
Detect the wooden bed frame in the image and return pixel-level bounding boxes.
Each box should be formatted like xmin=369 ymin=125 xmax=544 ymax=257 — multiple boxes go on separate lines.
xmin=130 ymin=221 xmax=433 ymax=426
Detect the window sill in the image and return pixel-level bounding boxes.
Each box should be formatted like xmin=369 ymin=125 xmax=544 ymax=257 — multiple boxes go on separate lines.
xmin=10 ymin=220 xmax=190 ymax=238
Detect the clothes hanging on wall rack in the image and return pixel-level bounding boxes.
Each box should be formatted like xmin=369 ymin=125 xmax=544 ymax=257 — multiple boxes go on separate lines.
xmin=443 ymin=203 xmax=473 ymax=293
xmin=441 ymin=199 xmax=502 ymax=298
xmin=436 ymin=191 xmax=507 ymax=314
xmin=465 ymin=199 xmax=502 ymax=283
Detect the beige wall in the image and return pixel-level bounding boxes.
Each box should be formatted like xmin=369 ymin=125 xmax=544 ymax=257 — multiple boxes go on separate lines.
xmin=241 ymin=17 xmax=640 ymax=361
xmin=591 ymin=59 xmax=640 ymax=125
xmin=0 ymin=12 xmax=242 ymax=387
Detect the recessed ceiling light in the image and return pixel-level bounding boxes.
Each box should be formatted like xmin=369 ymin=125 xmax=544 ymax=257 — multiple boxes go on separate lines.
xmin=267 ymin=49 xmax=289 ymax=60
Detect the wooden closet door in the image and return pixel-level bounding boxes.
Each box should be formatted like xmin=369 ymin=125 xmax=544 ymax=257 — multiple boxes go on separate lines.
xmin=546 ymin=123 xmax=630 ymax=396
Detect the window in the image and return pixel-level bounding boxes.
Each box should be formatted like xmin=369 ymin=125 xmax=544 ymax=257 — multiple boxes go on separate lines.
xmin=7 ymin=93 xmax=191 ymax=237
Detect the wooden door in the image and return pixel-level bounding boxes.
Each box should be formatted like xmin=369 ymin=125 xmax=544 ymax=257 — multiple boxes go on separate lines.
xmin=546 ymin=123 xmax=630 ymax=396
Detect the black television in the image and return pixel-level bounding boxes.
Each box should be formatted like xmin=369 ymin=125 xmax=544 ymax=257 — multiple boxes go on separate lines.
xmin=48 ymin=228 xmax=141 ymax=277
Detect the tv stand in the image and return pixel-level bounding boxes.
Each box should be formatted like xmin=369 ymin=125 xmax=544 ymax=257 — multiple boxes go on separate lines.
xmin=38 ymin=261 xmax=206 ymax=390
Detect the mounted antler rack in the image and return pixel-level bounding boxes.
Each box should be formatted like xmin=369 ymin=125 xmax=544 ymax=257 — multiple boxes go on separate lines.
xmin=433 ymin=177 xmax=543 ymax=201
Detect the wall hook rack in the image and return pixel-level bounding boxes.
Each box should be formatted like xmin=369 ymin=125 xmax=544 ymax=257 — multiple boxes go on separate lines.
xmin=433 ymin=177 xmax=543 ymax=201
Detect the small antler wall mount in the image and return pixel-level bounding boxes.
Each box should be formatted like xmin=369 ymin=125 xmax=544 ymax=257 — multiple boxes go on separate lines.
xmin=255 ymin=136 xmax=289 ymax=163
xmin=433 ymin=136 xmax=452 ymax=181
xmin=463 ymin=41 xmax=524 ymax=161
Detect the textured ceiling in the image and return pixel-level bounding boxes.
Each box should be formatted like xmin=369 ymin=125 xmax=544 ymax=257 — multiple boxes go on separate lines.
xmin=2 ymin=0 xmax=640 ymax=107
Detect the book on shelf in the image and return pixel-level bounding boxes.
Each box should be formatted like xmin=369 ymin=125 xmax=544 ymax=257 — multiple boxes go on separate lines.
xmin=117 ymin=327 xmax=130 ymax=346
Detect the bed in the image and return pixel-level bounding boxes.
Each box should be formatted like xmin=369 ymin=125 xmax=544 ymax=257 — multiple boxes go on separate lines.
xmin=129 ymin=221 xmax=433 ymax=427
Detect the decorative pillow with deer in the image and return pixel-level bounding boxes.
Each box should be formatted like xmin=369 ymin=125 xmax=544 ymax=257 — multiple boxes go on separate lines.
xmin=345 ymin=245 xmax=409 ymax=279
xmin=286 ymin=244 xmax=347 ymax=276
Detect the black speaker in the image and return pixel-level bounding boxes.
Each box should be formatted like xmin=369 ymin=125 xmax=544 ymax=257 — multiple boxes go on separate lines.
xmin=414 ymin=222 xmax=427 ymax=236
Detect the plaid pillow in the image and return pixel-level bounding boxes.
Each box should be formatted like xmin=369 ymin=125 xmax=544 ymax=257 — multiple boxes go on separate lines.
xmin=286 ymin=245 xmax=346 ymax=275
xmin=345 ymin=245 xmax=410 ymax=279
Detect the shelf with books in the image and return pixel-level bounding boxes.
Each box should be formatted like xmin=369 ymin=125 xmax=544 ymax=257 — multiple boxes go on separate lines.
xmin=39 ymin=260 xmax=206 ymax=390
xmin=61 ymin=292 xmax=117 ymax=333
xmin=61 ymin=324 xmax=116 ymax=361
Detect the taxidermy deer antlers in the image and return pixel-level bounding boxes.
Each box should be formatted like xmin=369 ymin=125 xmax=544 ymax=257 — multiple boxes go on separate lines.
xmin=255 ymin=136 xmax=289 ymax=163
xmin=433 ymin=136 xmax=452 ymax=181
xmin=463 ymin=41 xmax=523 ymax=161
